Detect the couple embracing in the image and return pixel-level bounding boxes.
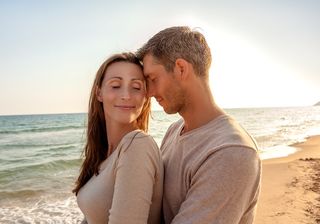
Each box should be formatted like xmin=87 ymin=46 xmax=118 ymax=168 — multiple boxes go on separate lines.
xmin=73 ymin=26 xmax=261 ymax=224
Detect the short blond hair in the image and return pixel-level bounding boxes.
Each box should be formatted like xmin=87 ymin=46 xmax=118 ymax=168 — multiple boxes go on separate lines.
xmin=137 ymin=26 xmax=212 ymax=79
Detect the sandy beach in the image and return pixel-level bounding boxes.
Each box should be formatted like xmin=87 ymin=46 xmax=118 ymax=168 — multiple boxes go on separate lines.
xmin=255 ymin=135 xmax=320 ymax=224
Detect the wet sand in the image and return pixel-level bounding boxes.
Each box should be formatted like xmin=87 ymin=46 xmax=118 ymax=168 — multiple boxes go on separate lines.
xmin=255 ymin=135 xmax=320 ymax=224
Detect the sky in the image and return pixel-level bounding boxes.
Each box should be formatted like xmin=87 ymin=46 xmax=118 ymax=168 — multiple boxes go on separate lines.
xmin=0 ymin=0 xmax=319 ymax=115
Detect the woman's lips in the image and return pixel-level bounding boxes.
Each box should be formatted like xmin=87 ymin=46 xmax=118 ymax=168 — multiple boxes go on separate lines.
xmin=114 ymin=105 xmax=136 ymax=110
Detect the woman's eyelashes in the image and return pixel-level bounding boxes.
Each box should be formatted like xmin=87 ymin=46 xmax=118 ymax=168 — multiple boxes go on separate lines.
xmin=109 ymin=81 xmax=143 ymax=91
xmin=108 ymin=80 xmax=120 ymax=89
xmin=132 ymin=83 xmax=142 ymax=90
xmin=111 ymin=85 xmax=120 ymax=89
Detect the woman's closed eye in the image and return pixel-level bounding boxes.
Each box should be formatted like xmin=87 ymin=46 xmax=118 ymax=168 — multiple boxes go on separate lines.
xmin=131 ymin=80 xmax=144 ymax=91
xmin=107 ymin=80 xmax=121 ymax=89
xmin=111 ymin=84 xmax=120 ymax=89
xmin=132 ymin=83 xmax=142 ymax=91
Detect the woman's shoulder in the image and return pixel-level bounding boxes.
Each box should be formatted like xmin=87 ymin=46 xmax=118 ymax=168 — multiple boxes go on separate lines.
xmin=120 ymin=130 xmax=159 ymax=153
xmin=122 ymin=130 xmax=154 ymax=142
xmin=117 ymin=130 xmax=162 ymax=169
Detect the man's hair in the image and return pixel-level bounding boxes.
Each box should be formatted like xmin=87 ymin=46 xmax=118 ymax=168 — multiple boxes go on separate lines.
xmin=137 ymin=26 xmax=212 ymax=78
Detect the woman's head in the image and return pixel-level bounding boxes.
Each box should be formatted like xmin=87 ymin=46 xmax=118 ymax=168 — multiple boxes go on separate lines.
xmin=73 ymin=52 xmax=151 ymax=195
xmin=92 ymin=52 xmax=151 ymax=132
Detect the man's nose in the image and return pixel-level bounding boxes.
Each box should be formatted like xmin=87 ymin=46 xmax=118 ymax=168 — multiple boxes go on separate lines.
xmin=147 ymin=86 xmax=155 ymax=98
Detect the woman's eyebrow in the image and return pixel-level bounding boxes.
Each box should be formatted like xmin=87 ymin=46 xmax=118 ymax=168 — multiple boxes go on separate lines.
xmin=107 ymin=77 xmax=144 ymax=82
xmin=107 ymin=76 xmax=122 ymax=80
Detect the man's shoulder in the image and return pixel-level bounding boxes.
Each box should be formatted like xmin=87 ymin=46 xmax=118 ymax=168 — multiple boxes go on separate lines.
xmin=168 ymin=119 xmax=184 ymax=131
xmin=163 ymin=119 xmax=184 ymax=137
xmin=196 ymin=115 xmax=259 ymax=151
xmin=161 ymin=115 xmax=259 ymax=154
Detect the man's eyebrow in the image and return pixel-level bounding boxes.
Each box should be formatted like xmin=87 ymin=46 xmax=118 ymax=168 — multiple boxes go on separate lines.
xmin=131 ymin=78 xmax=144 ymax=82
xmin=143 ymin=73 xmax=151 ymax=78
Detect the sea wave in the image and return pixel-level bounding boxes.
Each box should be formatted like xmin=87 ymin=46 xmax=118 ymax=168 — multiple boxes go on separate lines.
xmin=0 ymin=189 xmax=46 ymax=199
xmin=0 ymin=158 xmax=82 ymax=179
xmin=0 ymin=196 xmax=83 ymax=224
xmin=0 ymin=125 xmax=85 ymax=135
xmin=0 ymin=142 xmax=83 ymax=150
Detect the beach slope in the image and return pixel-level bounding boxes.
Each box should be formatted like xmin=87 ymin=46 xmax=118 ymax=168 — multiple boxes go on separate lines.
xmin=255 ymin=135 xmax=320 ymax=224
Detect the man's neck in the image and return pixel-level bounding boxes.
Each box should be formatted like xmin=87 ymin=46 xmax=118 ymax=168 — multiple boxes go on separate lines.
xmin=180 ymin=104 xmax=224 ymax=134
xmin=179 ymin=82 xmax=224 ymax=133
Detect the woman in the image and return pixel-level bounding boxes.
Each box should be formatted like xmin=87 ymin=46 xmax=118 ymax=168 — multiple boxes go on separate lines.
xmin=73 ymin=52 xmax=163 ymax=224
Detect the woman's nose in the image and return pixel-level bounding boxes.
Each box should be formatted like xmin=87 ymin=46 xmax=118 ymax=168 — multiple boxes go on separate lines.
xmin=121 ymin=88 xmax=131 ymax=100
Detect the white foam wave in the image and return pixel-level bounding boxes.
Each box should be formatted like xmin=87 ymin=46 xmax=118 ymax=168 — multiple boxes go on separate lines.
xmin=0 ymin=196 xmax=84 ymax=224
xmin=259 ymin=145 xmax=298 ymax=160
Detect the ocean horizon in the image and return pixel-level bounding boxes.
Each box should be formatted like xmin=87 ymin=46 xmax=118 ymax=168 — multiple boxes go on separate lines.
xmin=1 ymin=106 xmax=320 ymax=223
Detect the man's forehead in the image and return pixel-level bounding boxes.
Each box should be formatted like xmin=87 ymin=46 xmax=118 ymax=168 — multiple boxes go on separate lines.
xmin=143 ymin=54 xmax=156 ymax=65
xmin=142 ymin=55 xmax=158 ymax=75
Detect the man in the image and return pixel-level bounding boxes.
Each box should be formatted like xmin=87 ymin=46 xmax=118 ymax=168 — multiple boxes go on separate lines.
xmin=137 ymin=26 xmax=261 ymax=224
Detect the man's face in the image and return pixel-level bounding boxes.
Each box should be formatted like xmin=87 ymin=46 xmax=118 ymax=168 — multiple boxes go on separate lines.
xmin=142 ymin=54 xmax=185 ymax=114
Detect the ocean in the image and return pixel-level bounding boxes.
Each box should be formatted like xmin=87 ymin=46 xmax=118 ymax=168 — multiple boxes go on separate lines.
xmin=1 ymin=107 xmax=320 ymax=223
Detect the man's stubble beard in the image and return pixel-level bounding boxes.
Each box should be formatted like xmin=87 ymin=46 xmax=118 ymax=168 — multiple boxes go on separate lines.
xmin=163 ymin=84 xmax=186 ymax=115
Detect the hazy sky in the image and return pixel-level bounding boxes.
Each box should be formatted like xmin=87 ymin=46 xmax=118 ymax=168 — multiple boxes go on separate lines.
xmin=1 ymin=0 xmax=319 ymax=115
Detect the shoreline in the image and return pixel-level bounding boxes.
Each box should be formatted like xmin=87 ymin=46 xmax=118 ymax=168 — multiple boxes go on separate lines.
xmin=255 ymin=135 xmax=320 ymax=223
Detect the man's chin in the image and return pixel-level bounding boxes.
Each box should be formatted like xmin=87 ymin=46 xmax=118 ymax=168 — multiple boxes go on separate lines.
xmin=163 ymin=107 xmax=177 ymax=115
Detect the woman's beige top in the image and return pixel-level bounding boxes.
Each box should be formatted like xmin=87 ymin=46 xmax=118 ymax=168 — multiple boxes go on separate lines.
xmin=77 ymin=130 xmax=163 ymax=224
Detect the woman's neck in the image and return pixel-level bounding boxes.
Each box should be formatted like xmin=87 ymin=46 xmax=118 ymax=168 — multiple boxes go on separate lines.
xmin=106 ymin=121 xmax=138 ymax=156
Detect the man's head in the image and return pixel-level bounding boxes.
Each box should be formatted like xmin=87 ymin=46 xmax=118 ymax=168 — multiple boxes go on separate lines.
xmin=137 ymin=26 xmax=212 ymax=114
xmin=136 ymin=26 xmax=212 ymax=79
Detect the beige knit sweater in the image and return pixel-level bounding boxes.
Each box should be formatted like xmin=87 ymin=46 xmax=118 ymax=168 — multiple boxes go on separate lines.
xmin=161 ymin=115 xmax=261 ymax=224
xmin=77 ymin=130 xmax=163 ymax=224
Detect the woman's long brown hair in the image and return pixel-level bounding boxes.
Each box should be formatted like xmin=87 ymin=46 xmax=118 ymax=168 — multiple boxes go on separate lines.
xmin=73 ymin=52 xmax=151 ymax=195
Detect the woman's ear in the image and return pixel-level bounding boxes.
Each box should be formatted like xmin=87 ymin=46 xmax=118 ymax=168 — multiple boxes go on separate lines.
xmin=174 ymin=58 xmax=189 ymax=80
xmin=96 ymin=86 xmax=103 ymax=102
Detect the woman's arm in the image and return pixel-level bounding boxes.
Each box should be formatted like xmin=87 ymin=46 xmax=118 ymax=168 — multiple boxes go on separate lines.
xmin=108 ymin=136 xmax=161 ymax=224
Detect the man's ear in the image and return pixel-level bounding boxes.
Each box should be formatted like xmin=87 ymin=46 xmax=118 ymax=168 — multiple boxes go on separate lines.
xmin=174 ymin=58 xmax=189 ymax=80
xmin=96 ymin=86 xmax=103 ymax=102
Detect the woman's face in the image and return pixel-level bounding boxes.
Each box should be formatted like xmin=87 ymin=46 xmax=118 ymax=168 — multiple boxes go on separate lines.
xmin=97 ymin=61 xmax=147 ymax=127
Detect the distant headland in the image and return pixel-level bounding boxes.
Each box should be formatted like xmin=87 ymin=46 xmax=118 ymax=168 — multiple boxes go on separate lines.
xmin=314 ymin=101 xmax=320 ymax=106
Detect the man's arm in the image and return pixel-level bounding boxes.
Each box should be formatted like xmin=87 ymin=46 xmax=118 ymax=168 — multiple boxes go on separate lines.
xmin=172 ymin=147 xmax=261 ymax=224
